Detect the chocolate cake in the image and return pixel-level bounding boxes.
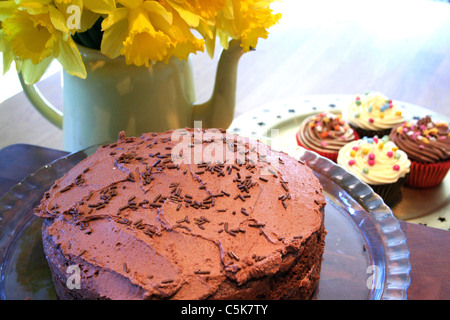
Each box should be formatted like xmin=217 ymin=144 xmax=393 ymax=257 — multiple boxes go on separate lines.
xmin=34 ymin=129 xmax=326 ymax=300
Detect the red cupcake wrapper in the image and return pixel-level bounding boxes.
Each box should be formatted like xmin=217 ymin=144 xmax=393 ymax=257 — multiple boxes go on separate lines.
xmin=405 ymin=160 xmax=450 ymax=188
xmin=295 ymin=134 xmax=338 ymax=162
xmin=295 ymin=131 xmax=359 ymax=163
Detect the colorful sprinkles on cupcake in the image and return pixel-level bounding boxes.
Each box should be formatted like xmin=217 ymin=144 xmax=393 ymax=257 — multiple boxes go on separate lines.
xmin=338 ymin=135 xmax=411 ymax=185
xmin=338 ymin=135 xmax=411 ymax=207
xmin=296 ymin=111 xmax=359 ymax=162
xmin=351 ymin=92 xmax=403 ymax=125
xmin=389 ymin=116 xmax=450 ymax=188
xmin=390 ymin=116 xmax=449 ymax=163
xmin=343 ymin=92 xmax=405 ymax=137
xmin=308 ymin=112 xmax=354 ymax=140
xmin=395 ymin=116 xmax=448 ymax=146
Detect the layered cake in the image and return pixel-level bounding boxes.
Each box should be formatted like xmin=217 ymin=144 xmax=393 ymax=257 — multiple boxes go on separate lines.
xmin=34 ymin=129 xmax=327 ymax=300
xmin=296 ymin=111 xmax=359 ymax=162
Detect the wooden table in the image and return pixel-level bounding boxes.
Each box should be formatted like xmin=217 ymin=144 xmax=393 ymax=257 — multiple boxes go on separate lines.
xmin=0 ymin=143 xmax=449 ymax=300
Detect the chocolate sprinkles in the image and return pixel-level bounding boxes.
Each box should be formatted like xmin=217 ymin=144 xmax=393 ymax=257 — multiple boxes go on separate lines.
xmin=194 ymin=269 xmax=211 ymax=275
xmin=240 ymin=208 xmax=249 ymax=216
xmin=59 ymin=184 xmax=74 ymax=193
xmin=248 ymin=222 xmax=266 ymax=228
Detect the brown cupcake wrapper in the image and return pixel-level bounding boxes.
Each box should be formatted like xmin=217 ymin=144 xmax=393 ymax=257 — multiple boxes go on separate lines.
xmin=369 ymin=177 xmax=406 ymax=208
xmin=349 ymin=124 xmax=392 ymax=139
xmin=405 ymin=160 xmax=450 ymax=188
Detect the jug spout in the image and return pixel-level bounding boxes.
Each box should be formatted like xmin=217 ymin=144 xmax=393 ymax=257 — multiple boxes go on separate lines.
xmin=191 ymin=40 xmax=244 ymax=129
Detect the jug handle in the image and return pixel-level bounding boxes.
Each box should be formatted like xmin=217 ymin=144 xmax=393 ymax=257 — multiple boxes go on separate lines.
xmin=18 ymin=72 xmax=63 ymax=129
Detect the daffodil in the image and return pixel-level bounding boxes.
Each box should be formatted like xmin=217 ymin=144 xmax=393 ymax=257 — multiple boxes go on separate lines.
xmin=102 ymin=0 xmax=171 ymax=66
xmin=148 ymin=1 xmax=206 ymax=62
xmin=0 ymin=0 xmax=281 ymax=83
xmin=52 ymin=0 xmax=116 ymax=34
xmin=101 ymin=0 xmax=205 ymax=67
xmin=0 ymin=25 xmax=14 ymax=75
xmin=120 ymin=5 xmax=172 ymax=66
xmin=0 ymin=0 xmax=88 ymax=84
xmin=163 ymin=0 xmax=224 ymax=57
xmin=163 ymin=0 xmax=223 ymax=27
xmin=216 ymin=0 xmax=281 ymax=52
xmin=161 ymin=11 xmax=204 ymax=62
xmin=52 ymin=0 xmax=94 ymax=34
xmin=3 ymin=10 xmax=56 ymax=64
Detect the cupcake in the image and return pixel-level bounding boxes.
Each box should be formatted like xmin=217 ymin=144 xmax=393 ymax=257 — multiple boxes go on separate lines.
xmin=389 ymin=116 xmax=450 ymax=188
xmin=296 ymin=111 xmax=359 ymax=162
xmin=343 ymin=92 xmax=405 ymax=138
xmin=337 ymin=135 xmax=411 ymax=207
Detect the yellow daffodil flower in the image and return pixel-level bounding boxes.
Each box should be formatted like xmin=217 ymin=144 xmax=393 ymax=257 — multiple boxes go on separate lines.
xmin=0 ymin=27 xmax=14 ymax=75
xmin=0 ymin=0 xmax=90 ymax=84
xmin=2 ymin=10 xmax=56 ymax=64
xmin=0 ymin=0 xmax=281 ymax=83
xmin=216 ymin=0 xmax=281 ymax=52
xmin=52 ymin=0 xmax=95 ymax=34
xmin=102 ymin=0 xmax=171 ymax=66
xmin=163 ymin=0 xmax=224 ymax=58
xmin=120 ymin=6 xmax=172 ymax=66
xmin=101 ymin=0 xmax=205 ymax=67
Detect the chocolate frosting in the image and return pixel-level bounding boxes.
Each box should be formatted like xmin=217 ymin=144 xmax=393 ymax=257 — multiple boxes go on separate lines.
xmin=297 ymin=112 xmax=357 ymax=153
xmin=389 ymin=116 xmax=450 ymax=163
xmin=35 ymin=129 xmax=326 ymax=299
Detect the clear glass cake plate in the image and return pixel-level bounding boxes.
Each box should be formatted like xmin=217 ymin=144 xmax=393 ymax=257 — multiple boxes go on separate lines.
xmin=0 ymin=140 xmax=411 ymax=300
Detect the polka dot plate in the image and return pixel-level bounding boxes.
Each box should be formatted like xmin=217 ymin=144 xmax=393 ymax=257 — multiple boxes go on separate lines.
xmin=228 ymin=95 xmax=450 ymax=230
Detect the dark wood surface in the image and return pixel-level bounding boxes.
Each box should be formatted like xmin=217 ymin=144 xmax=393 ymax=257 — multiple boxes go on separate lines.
xmin=401 ymin=222 xmax=450 ymax=300
xmin=0 ymin=143 xmax=448 ymax=300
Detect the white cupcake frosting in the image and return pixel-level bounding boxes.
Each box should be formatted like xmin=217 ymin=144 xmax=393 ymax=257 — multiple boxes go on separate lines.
xmin=337 ymin=136 xmax=410 ymax=185
xmin=343 ymin=92 xmax=405 ymax=131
